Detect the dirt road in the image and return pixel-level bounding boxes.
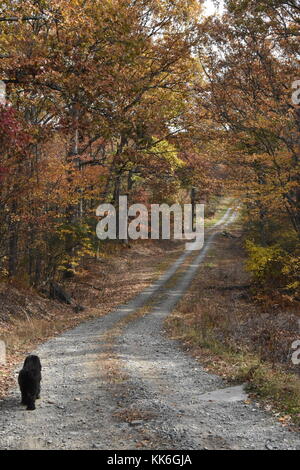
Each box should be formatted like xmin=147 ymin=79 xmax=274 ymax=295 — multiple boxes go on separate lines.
xmin=1 ymin=207 xmax=299 ymax=450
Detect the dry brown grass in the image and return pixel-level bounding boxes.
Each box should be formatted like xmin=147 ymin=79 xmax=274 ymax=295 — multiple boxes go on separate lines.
xmin=113 ymin=407 xmax=155 ymax=423
xmin=166 ymin=222 xmax=300 ymax=427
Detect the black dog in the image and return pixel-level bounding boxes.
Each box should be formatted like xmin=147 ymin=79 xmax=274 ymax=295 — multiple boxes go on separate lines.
xmin=18 ymin=355 xmax=42 ymax=410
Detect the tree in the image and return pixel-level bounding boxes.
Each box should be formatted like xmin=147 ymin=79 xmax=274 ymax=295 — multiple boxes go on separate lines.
xmin=193 ymin=0 xmax=300 ymax=294
xmin=0 ymin=0 xmax=207 ymax=283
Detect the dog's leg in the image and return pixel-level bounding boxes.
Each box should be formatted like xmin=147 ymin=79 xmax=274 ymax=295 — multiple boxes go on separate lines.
xmin=36 ymin=384 xmax=41 ymax=399
xmin=21 ymin=390 xmax=27 ymax=406
xmin=26 ymin=394 xmax=36 ymax=411
xmin=19 ymin=382 xmax=27 ymax=405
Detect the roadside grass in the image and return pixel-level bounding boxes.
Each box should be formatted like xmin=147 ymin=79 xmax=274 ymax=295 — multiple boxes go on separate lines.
xmin=168 ymin=317 xmax=300 ymax=425
xmin=113 ymin=407 xmax=156 ymax=424
xmin=163 ymin=251 xmax=198 ymax=290
xmin=165 ymin=219 xmax=300 ymax=428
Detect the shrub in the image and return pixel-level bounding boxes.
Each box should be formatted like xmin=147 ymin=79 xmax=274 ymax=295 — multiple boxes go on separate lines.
xmin=245 ymin=240 xmax=300 ymax=296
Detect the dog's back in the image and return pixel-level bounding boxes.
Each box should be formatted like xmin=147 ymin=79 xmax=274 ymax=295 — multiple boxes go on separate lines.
xmin=22 ymin=355 xmax=41 ymax=372
xmin=18 ymin=355 xmax=42 ymax=410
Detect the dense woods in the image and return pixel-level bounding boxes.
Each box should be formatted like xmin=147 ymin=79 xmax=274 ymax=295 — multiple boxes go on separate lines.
xmin=195 ymin=0 xmax=300 ymax=297
xmin=0 ymin=0 xmax=299 ymax=298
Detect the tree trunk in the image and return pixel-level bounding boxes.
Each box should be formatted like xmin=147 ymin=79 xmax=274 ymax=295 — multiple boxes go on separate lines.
xmin=8 ymin=201 xmax=18 ymax=277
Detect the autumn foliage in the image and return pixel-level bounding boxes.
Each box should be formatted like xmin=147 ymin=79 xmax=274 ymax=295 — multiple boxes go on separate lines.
xmin=0 ymin=0 xmax=208 ymax=284
xmin=194 ymin=0 xmax=300 ymax=297
xmin=0 ymin=0 xmax=299 ymax=297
